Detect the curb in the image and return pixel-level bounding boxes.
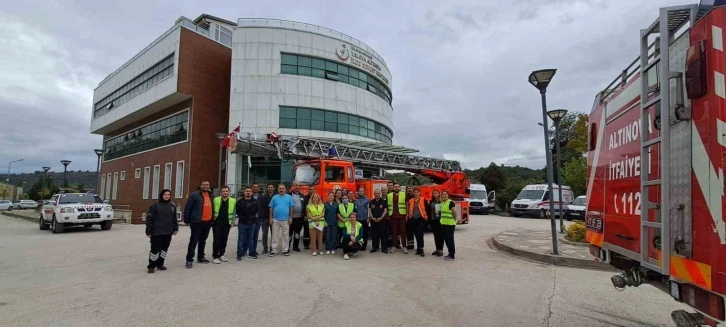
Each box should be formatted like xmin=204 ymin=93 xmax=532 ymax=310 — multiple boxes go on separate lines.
xmin=559 ymin=237 xmax=590 ymax=247
xmin=1 ymin=211 xmax=38 ymax=223
xmin=491 ymin=235 xmax=617 ymax=271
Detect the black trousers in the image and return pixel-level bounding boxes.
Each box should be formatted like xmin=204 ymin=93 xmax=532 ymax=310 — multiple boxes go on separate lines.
xmin=148 ymin=235 xmax=172 ymax=269
xmin=343 ymin=241 xmax=361 ymax=254
xmin=442 ymin=225 xmax=456 ymax=258
xmin=186 ymin=222 xmax=212 ymax=262
xmin=370 ymin=220 xmax=389 ymax=250
xmin=303 ymin=221 xmax=310 ymax=248
xmin=429 ymin=219 xmax=444 ymax=252
xmin=358 ymin=220 xmax=369 ymax=250
xmin=410 ymin=218 xmax=425 ymax=250
xmin=212 ymin=224 xmax=231 ymax=259
xmin=289 ymin=217 xmax=305 ymax=250
xmin=406 ymin=219 xmax=415 ymax=249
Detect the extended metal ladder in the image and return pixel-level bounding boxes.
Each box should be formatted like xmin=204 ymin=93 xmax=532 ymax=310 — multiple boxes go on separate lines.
xmin=638 ymin=5 xmax=698 ymax=274
xmin=232 ymin=133 xmax=463 ymax=172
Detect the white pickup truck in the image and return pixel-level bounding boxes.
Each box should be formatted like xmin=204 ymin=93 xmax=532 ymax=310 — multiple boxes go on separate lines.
xmin=39 ymin=193 xmax=114 ymax=234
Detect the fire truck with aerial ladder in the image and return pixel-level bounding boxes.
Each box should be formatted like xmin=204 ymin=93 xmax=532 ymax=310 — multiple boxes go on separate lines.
xmin=586 ymin=1 xmax=726 ymax=326
xmin=233 ymin=132 xmax=471 ymax=224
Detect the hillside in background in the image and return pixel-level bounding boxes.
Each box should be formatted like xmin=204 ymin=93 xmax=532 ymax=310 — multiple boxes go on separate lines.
xmin=4 ymin=171 xmax=98 ymax=190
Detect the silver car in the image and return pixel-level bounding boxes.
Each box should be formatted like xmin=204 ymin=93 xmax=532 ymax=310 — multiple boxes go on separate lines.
xmin=13 ymin=200 xmax=38 ymax=209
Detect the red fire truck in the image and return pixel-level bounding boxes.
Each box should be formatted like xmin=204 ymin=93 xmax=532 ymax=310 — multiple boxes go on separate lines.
xmin=234 ymin=133 xmax=470 ymax=224
xmin=586 ymin=2 xmax=726 ymax=326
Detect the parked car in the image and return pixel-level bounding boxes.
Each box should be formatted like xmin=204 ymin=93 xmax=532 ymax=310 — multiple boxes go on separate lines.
xmin=39 ymin=193 xmax=113 ymax=233
xmin=0 ymin=200 xmax=13 ymax=211
xmin=13 ymin=200 xmax=38 ymax=209
xmin=565 ymin=196 xmax=586 ymax=221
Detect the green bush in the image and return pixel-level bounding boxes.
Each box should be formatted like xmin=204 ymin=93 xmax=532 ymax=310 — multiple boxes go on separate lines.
xmin=565 ymin=221 xmax=586 ymax=243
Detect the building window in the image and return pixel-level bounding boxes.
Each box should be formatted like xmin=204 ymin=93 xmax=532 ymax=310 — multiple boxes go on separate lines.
xmin=93 ymin=53 xmax=176 ymax=118
xmin=214 ymin=25 xmax=232 ymax=47
xmin=278 ymin=106 xmax=393 ymax=144
xmin=135 ymin=168 xmax=141 ymax=179
xmin=100 ymin=174 xmax=106 ymax=199
xmin=152 ymin=165 xmax=160 ymax=199
xmin=112 ymin=172 xmax=119 ymax=200
xmin=103 ymin=111 xmax=189 ymax=161
xmin=175 ymin=161 xmax=184 ymax=198
xmin=105 ymin=173 xmax=112 ymax=201
xmin=279 ymin=53 xmax=392 ymax=105
xmin=164 ymin=163 xmax=172 ymax=190
xmin=120 ymin=171 xmax=126 ymax=181
xmin=143 ymin=167 xmax=151 ymax=200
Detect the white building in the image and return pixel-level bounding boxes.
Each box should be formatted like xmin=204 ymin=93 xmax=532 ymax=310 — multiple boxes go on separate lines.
xmin=226 ymin=19 xmax=394 ymax=187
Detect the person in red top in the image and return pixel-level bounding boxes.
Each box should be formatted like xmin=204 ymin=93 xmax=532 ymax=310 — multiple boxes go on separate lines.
xmin=183 ymin=181 xmax=214 ymax=268
xmin=407 ymin=188 xmax=429 ymax=257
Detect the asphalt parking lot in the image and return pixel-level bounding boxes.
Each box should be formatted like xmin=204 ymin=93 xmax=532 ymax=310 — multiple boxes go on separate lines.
xmin=0 ymin=212 xmax=688 ymax=327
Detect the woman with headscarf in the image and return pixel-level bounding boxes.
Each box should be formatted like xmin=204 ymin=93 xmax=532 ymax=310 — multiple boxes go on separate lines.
xmin=145 ymin=189 xmax=179 ymax=273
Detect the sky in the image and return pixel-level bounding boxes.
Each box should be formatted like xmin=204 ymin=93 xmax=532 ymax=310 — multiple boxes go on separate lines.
xmin=0 ymin=0 xmax=687 ymax=174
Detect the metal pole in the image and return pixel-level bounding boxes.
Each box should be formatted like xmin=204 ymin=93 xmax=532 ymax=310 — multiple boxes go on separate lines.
xmin=96 ymin=155 xmax=102 ymax=193
xmin=3 ymin=162 xmax=10 ymax=200
xmin=540 ymin=91 xmax=559 ymax=255
xmin=44 ymin=171 xmax=48 ymax=200
xmin=217 ymin=143 xmax=223 ymax=194
xmin=63 ymin=166 xmax=68 ymax=188
xmin=247 ymin=156 xmax=250 ymax=185
xmin=555 ymin=121 xmax=565 ymax=233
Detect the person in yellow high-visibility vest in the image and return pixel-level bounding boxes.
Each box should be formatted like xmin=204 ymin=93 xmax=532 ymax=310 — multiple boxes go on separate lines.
xmin=306 ymin=192 xmax=325 ymax=256
xmin=440 ymin=191 xmax=457 ymax=261
xmin=337 ymin=194 xmax=355 ymax=248
xmin=387 ymin=183 xmax=408 ymax=254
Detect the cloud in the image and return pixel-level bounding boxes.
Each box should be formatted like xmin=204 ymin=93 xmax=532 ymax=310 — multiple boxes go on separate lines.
xmin=0 ymin=0 xmax=687 ymax=174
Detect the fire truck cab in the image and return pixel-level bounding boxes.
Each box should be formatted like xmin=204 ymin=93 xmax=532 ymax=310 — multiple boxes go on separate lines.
xmin=586 ymin=2 xmax=726 ymax=325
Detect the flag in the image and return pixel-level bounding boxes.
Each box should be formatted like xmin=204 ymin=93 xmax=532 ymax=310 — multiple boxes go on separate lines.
xmin=247 ymin=156 xmax=252 ymax=168
xmin=221 ymin=124 xmax=241 ymax=149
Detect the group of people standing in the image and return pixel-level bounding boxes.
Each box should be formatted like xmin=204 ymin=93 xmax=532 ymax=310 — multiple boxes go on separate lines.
xmin=143 ymin=180 xmax=457 ymax=272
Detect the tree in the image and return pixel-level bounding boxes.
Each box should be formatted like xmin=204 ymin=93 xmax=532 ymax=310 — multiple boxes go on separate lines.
xmin=563 ymin=156 xmax=587 ymax=196
xmin=568 ymin=113 xmax=589 ymax=153
xmin=27 ymin=177 xmax=60 ymax=201
xmin=479 ymin=162 xmax=505 ymax=192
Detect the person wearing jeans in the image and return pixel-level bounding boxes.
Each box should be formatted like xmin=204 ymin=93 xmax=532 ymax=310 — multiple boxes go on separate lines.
xmin=249 ymin=183 xmax=264 ymax=258
xmin=211 ymin=186 xmax=236 ymax=264
xmin=354 ymin=187 xmax=370 ymax=250
xmin=288 ymin=182 xmax=306 ymax=252
xmin=323 ymin=192 xmax=339 ymax=254
xmin=236 ymin=187 xmax=258 ymax=260
xmin=145 ymin=189 xmax=179 ymax=273
xmin=427 ymin=190 xmax=445 ymax=257
xmin=269 ymin=184 xmax=294 ymax=256
xmin=183 ymin=181 xmax=214 ymax=269
xmin=342 ymin=213 xmax=363 ymax=260
xmin=440 ymin=191 xmax=457 ymax=261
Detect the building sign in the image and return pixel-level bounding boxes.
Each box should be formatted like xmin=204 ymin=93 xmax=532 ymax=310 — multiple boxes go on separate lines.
xmin=335 ymin=43 xmax=389 ymax=87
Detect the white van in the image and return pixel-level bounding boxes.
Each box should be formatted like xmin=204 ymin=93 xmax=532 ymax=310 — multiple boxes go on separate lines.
xmin=466 ymin=184 xmax=495 ymax=215
xmin=510 ymin=184 xmax=574 ymax=219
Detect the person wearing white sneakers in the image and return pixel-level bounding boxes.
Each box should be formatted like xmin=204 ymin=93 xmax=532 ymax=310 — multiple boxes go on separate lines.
xmin=342 ymin=212 xmax=363 ymax=260
xmin=306 ymin=192 xmax=325 ymax=256
xmin=323 ymin=192 xmax=339 ymax=255
xmin=211 ymin=186 xmax=236 ymax=264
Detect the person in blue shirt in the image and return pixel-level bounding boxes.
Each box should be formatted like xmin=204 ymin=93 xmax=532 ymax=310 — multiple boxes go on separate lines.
xmin=354 ymin=187 xmax=370 ymax=250
xmin=268 ymin=184 xmax=294 ymax=257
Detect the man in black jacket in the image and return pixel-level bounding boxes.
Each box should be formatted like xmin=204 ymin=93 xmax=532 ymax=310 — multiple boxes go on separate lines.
xmin=145 ymin=189 xmax=179 ymax=273
xmin=183 ymin=181 xmax=214 ymax=269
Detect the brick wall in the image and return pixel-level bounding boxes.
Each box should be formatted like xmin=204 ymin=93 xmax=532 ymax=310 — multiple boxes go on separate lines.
xmin=178 ymin=28 xmax=232 ymax=192
xmin=100 ymin=101 xmax=192 ymax=224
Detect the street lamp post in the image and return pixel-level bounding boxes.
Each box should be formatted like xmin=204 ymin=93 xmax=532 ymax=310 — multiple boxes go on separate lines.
xmin=548 ymin=109 xmax=569 ymax=234
xmin=216 ymin=133 xmax=227 ymax=197
xmin=42 ymin=167 xmax=51 ymax=201
xmin=528 ymin=68 xmax=559 ymax=255
xmin=4 ymin=159 xmax=24 ymax=200
xmin=94 ymin=149 xmax=104 ymax=193
xmin=60 ymin=160 xmax=71 ymax=189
